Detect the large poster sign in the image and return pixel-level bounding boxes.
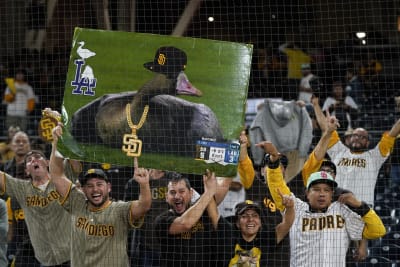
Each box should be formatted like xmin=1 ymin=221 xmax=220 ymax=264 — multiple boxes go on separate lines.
xmin=59 ymin=28 xmax=252 ymax=176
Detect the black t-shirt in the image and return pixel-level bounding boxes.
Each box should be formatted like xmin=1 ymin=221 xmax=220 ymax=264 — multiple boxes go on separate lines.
xmin=245 ymin=175 xmax=291 ymax=267
xmin=260 ymin=200 xmax=290 ymax=267
xmin=155 ymin=209 xmax=219 ymax=267
xmin=217 ymin=218 xmax=278 ymax=267
xmin=124 ymin=176 xmax=169 ymax=250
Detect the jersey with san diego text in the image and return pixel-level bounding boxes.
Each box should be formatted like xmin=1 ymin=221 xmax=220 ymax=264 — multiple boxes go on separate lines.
xmin=2 ymin=173 xmax=71 ymax=265
xmin=61 ymin=185 xmax=142 ymax=267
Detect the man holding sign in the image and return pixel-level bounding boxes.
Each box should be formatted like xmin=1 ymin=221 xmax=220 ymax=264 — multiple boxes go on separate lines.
xmin=50 ymin=118 xmax=152 ymax=267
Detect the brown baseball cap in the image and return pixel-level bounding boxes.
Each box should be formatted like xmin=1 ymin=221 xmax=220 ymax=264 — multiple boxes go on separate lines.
xmin=80 ymin=168 xmax=109 ymax=185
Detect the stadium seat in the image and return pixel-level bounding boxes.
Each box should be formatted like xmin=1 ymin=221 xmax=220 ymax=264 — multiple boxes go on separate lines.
xmin=375 ymin=196 xmax=400 ymax=210
xmin=392 ymin=208 xmax=400 ymax=220
xmin=368 ymin=243 xmax=400 ymax=264
xmin=390 ymin=223 xmax=400 ymax=233
xmin=355 ymin=256 xmax=396 ymax=267
xmin=380 ymin=230 xmax=400 ymax=247
xmin=375 ymin=205 xmax=394 ymax=217
xmin=379 ymin=216 xmax=400 ymax=229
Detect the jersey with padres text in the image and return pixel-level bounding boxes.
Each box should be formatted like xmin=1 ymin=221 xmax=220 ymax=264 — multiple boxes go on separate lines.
xmin=290 ymin=198 xmax=364 ymax=267
xmin=327 ymin=131 xmax=394 ymax=205
xmin=2 ymin=173 xmax=71 ymax=265
xmin=61 ymin=186 xmax=142 ymax=267
xmin=266 ymin=166 xmax=365 ymax=267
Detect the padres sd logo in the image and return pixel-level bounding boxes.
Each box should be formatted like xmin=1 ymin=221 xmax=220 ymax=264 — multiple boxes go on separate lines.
xmin=39 ymin=117 xmax=57 ymax=142
xmin=157 ymin=53 xmax=167 ymax=65
xmin=38 ymin=112 xmax=60 ymax=143
xmin=122 ymin=134 xmax=142 ymax=157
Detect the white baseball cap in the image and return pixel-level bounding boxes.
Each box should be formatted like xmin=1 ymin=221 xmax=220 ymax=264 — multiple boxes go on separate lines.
xmin=306 ymin=171 xmax=337 ymax=190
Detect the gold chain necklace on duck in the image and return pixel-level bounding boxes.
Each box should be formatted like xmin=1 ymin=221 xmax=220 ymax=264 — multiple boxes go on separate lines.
xmin=122 ymin=104 xmax=149 ymax=157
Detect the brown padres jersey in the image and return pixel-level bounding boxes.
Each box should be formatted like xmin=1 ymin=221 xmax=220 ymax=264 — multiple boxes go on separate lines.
xmin=1 ymin=173 xmax=71 ymax=265
xmin=61 ymin=185 xmax=143 ymax=267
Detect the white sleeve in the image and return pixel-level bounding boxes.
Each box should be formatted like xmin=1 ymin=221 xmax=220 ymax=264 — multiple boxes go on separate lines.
xmin=322 ymin=98 xmax=333 ymax=111
xmin=327 ymin=138 xmax=347 ymax=159
xmin=345 ymin=96 xmax=358 ymax=109
xmin=341 ymin=204 xmax=364 ymax=241
xmin=26 ymin=85 xmax=35 ymax=99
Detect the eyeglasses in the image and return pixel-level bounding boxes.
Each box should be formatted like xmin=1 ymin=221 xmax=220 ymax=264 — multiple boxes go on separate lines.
xmin=320 ymin=167 xmax=335 ymax=175
xmin=352 ymin=133 xmax=368 ymax=140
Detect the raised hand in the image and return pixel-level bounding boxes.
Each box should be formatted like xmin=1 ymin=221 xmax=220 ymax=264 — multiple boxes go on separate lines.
xmin=203 ymin=169 xmax=217 ymax=195
xmin=311 ymin=95 xmax=319 ymax=107
xmin=133 ymin=157 xmax=150 ymax=185
xmin=148 ymin=169 xmax=165 ymax=180
xmin=325 ymin=109 xmax=340 ymax=133
xmin=277 ymin=188 xmax=294 ymax=209
xmin=337 ymin=192 xmax=362 ymax=208
xmin=255 ymin=141 xmax=280 ymax=162
xmin=52 ymin=122 xmax=64 ymax=144
xmin=239 ymin=130 xmax=248 ymax=146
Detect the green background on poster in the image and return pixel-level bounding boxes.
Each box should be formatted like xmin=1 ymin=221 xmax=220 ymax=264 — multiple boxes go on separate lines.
xmin=59 ymin=27 xmax=252 ymax=177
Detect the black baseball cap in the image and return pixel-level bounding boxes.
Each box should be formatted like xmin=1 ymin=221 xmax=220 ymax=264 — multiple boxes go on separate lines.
xmin=320 ymin=159 xmax=337 ymax=176
xmin=80 ymin=168 xmax=109 ymax=185
xmin=144 ymin=46 xmax=187 ymax=76
xmin=235 ymin=200 xmax=261 ymax=216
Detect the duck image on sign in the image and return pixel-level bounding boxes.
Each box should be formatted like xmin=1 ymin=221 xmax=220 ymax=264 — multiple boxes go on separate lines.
xmin=71 ymin=46 xmax=224 ymax=157
xmin=60 ymin=28 xmax=252 ymax=176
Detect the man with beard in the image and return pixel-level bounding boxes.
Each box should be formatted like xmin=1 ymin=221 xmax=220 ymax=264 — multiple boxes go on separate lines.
xmin=50 ymin=123 xmax=152 ymax=267
xmin=0 ymin=149 xmax=71 ymax=267
xmin=154 ymin=170 xmax=221 ymax=267
xmin=312 ymin=97 xmax=400 ymax=207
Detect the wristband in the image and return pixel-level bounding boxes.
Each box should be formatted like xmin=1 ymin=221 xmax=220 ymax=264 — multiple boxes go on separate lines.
xmin=349 ymin=201 xmax=370 ymax=217
xmin=267 ymin=158 xmax=280 ymax=169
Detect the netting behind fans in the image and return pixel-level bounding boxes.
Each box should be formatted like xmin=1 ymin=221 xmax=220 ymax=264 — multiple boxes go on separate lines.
xmin=0 ymin=0 xmax=399 ymax=266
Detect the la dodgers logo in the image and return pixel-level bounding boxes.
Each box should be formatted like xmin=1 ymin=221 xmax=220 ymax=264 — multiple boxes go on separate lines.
xmin=71 ymin=41 xmax=97 ymax=96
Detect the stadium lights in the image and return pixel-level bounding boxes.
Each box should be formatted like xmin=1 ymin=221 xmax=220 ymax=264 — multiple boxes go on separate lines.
xmin=356 ymin=32 xmax=366 ymax=39
xmin=208 ymin=16 xmax=214 ymax=22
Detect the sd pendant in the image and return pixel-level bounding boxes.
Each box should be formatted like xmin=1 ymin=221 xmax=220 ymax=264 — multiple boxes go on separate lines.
xmin=122 ymin=133 xmax=142 ymax=157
